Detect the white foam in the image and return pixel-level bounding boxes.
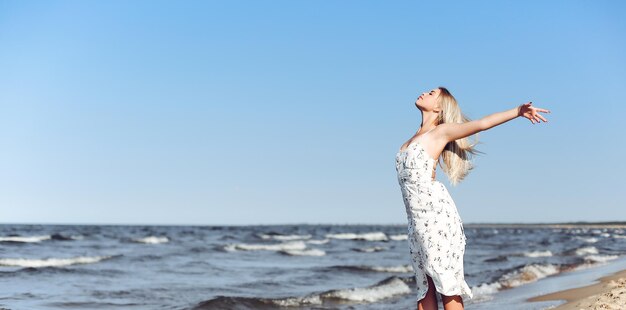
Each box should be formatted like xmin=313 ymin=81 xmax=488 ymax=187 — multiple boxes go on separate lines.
xmin=0 ymin=255 xmax=114 ymax=268
xmin=368 ymin=265 xmax=414 ymax=273
xmin=584 ymin=254 xmax=619 ymax=263
xmin=613 ymin=234 xmax=626 ymax=239
xmin=574 ymin=236 xmax=599 ymax=243
xmin=224 ymin=240 xmax=307 ymax=252
xmin=133 ymin=236 xmax=169 ymax=244
xmin=325 ymin=232 xmax=388 ymax=241
xmin=498 ymin=264 xmax=560 ymax=289
xmin=270 ymin=295 xmax=323 ymax=307
xmin=523 ymin=250 xmax=553 ymax=257
xmin=390 ymin=234 xmax=408 ymax=241
xmin=0 ymin=235 xmax=51 ymax=243
xmin=259 ymin=234 xmax=312 ymax=241
xmin=306 ymin=239 xmax=329 ymax=245
xmin=321 ymin=277 xmax=411 ymax=302
xmin=354 ymin=246 xmax=387 ymax=253
xmin=599 ymin=233 xmax=611 ymax=238
xmin=280 ymin=249 xmax=326 ymax=256
xmin=575 ymin=246 xmax=599 ymax=256
xmin=471 ymin=281 xmax=502 ymax=296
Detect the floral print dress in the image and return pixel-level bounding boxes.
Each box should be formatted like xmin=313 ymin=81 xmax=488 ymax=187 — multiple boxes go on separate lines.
xmin=395 ymin=129 xmax=473 ymax=302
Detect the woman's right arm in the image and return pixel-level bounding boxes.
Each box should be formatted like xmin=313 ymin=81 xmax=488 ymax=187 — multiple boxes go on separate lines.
xmin=440 ymin=102 xmax=550 ymax=142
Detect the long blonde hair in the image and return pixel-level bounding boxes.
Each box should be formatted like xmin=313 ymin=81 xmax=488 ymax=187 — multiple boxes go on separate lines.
xmin=436 ymin=87 xmax=483 ymax=186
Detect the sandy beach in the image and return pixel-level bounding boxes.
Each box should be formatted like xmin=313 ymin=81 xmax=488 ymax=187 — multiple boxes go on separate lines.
xmin=528 ymin=269 xmax=626 ymax=309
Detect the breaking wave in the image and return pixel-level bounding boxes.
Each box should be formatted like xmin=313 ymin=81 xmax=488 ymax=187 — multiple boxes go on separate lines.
xmin=193 ymin=276 xmax=411 ymax=309
xmin=279 ymin=249 xmax=326 ymax=256
xmin=325 ymin=232 xmax=388 ymax=241
xmin=0 ymin=255 xmax=117 ymax=268
xmin=258 ymin=233 xmax=312 ymax=241
xmin=327 ymin=264 xmax=413 ymax=274
xmin=132 ymin=236 xmax=170 ymax=244
xmin=523 ymin=250 xmax=553 ymax=257
xmin=224 ymin=241 xmax=307 ymax=252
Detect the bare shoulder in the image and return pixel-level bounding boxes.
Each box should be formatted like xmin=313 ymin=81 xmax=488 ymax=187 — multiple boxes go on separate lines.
xmin=423 ymin=126 xmax=449 ymax=158
xmin=431 ymin=124 xmax=451 ymax=144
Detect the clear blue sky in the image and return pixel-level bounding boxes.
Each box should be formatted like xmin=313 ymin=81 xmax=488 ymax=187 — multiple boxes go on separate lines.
xmin=1 ymin=1 xmax=624 ymax=225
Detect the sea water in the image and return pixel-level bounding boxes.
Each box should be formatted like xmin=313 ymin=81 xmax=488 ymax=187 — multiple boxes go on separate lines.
xmin=0 ymin=223 xmax=625 ymax=309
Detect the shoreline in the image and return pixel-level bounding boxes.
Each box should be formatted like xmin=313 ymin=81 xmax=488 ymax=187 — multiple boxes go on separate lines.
xmin=528 ymin=268 xmax=626 ymax=309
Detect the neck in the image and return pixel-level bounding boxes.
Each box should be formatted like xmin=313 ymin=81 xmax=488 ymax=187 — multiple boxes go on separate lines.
xmin=419 ymin=110 xmax=439 ymax=132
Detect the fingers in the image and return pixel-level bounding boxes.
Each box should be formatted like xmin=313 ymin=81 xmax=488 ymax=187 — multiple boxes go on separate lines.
xmin=532 ymin=115 xmax=540 ymax=123
xmin=528 ymin=106 xmax=550 ymax=124
xmin=529 ymin=112 xmax=547 ymax=124
xmin=522 ymin=102 xmax=550 ymax=124
xmin=537 ymin=114 xmax=548 ymax=122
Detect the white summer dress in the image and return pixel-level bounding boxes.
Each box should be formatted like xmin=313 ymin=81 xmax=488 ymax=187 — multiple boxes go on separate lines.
xmin=395 ymin=127 xmax=473 ymax=302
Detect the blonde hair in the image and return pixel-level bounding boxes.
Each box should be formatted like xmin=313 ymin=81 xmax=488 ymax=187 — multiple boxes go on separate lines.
xmin=435 ymin=87 xmax=484 ymax=186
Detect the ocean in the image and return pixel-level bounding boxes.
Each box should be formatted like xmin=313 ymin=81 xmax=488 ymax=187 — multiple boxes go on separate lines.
xmin=1 ymin=223 xmax=625 ymax=309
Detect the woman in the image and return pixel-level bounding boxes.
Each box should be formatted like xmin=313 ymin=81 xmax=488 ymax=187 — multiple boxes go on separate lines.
xmin=395 ymin=87 xmax=550 ymax=310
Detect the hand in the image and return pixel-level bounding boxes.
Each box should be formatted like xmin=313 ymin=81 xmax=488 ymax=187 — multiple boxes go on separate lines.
xmin=517 ymin=102 xmax=550 ymax=124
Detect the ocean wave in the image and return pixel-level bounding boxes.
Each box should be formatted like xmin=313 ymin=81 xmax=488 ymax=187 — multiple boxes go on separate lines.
xmin=523 ymin=250 xmax=553 ymax=257
xmin=258 ymin=233 xmax=312 ymax=241
xmin=484 ymin=255 xmax=508 ymax=263
xmin=327 ymin=264 xmax=413 ymax=273
xmin=0 ymin=235 xmax=52 ymax=243
xmin=584 ymin=254 xmax=619 ymax=263
xmin=132 ymin=236 xmax=169 ymax=244
xmin=194 ymin=276 xmax=411 ymax=309
xmin=0 ymin=255 xmax=116 ymax=268
xmin=471 ymin=281 xmax=501 ymax=298
xmin=613 ymin=234 xmax=626 ymax=239
xmin=325 ymin=232 xmax=388 ymax=241
xmin=352 ymin=246 xmax=387 ymax=253
xmin=471 ymin=263 xmax=562 ymax=297
xmin=389 ymin=234 xmax=408 ymax=241
xmin=318 ymin=276 xmax=411 ymax=302
xmin=279 ymin=249 xmax=326 ymax=256
xmin=575 ymin=246 xmax=599 ymax=256
xmin=0 ymin=234 xmax=82 ymax=243
xmin=574 ymin=236 xmax=599 ymax=243
xmin=224 ymin=241 xmax=307 ymax=252
xmin=499 ymin=263 xmax=560 ymax=289
xmin=306 ymin=239 xmax=329 ymax=245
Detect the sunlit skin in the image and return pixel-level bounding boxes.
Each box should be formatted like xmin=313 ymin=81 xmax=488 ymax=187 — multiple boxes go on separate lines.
xmin=402 ymin=88 xmax=551 ymax=310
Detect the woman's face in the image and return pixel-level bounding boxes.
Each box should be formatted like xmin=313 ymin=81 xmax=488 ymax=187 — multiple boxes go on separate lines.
xmin=415 ymin=88 xmax=441 ymax=111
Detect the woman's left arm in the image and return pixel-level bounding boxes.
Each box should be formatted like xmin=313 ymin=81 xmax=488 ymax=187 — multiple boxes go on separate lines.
xmin=441 ymin=102 xmax=550 ymax=142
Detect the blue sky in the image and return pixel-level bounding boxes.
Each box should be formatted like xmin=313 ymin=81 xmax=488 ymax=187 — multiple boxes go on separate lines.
xmin=1 ymin=1 xmax=625 ymax=225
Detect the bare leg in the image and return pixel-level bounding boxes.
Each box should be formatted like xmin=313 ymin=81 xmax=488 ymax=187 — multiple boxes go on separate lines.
xmin=417 ymin=274 xmax=438 ymax=310
xmin=442 ymin=294 xmax=464 ymax=310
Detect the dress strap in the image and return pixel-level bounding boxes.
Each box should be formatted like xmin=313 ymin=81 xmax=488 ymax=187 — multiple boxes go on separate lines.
xmin=420 ymin=127 xmax=436 ymax=135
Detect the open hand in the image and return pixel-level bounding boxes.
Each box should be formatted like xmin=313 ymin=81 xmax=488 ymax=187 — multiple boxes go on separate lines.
xmin=518 ymin=102 xmax=550 ymax=124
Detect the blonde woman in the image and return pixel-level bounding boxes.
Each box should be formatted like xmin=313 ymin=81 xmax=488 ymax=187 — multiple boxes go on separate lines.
xmin=395 ymin=87 xmax=550 ymax=310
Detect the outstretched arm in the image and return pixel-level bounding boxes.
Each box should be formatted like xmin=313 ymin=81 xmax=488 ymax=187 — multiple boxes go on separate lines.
xmin=440 ymin=102 xmax=550 ymax=142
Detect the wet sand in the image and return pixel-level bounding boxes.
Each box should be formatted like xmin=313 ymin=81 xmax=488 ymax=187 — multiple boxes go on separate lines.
xmin=528 ymin=269 xmax=626 ymax=309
